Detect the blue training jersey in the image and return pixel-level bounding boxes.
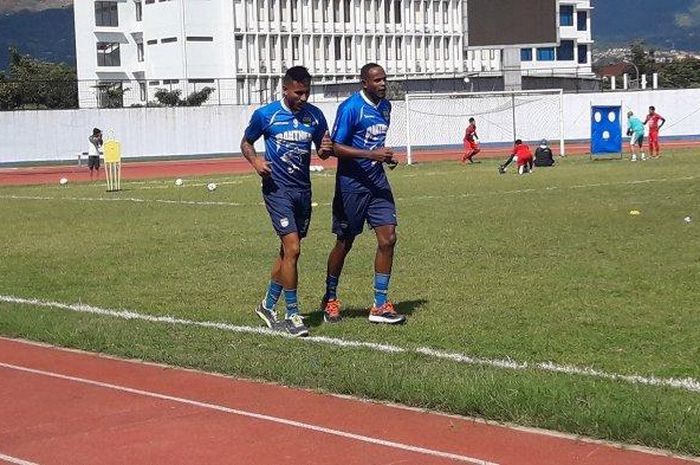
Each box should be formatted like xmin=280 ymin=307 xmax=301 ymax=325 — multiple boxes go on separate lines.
xmin=244 ymin=100 xmax=328 ymax=191
xmin=331 ymin=91 xmax=392 ymax=193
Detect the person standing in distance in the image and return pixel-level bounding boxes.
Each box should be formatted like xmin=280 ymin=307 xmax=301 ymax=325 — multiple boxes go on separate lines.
xmin=241 ymin=66 xmax=332 ymax=337
xmin=88 ymin=128 xmax=103 ymax=181
xmin=461 ymin=117 xmax=481 ymax=164
xmin=626 ymin=111 xmax=646 ymax=162
xmin=319 ymin=63 xmax=406 ymax=325
xmin=643 ymin=106 xmax=666 ymax=158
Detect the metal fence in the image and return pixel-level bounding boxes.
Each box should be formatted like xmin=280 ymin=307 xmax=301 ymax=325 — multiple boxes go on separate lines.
xmin=0 ymin=67 xmax=650 ymax=111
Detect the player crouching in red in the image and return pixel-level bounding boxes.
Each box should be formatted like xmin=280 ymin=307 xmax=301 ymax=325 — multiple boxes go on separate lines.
xmin=498 ymin=139 xmax=533 ymax=175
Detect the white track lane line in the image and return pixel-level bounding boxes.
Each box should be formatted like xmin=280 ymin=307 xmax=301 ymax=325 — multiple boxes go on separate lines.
xmin=1 ymin=295 xmax=699 ymax=393
xmin=0 ymin=362 xmax=497 ymax=465
xmin=0 ymin=453 xmax=39 ymax=465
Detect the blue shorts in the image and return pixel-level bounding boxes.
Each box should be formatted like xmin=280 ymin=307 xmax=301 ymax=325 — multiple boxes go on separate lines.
xmin=263 ymin=187 xmax=312 ymax=238
xmin=332 ymin=189 xmax=397 ymax=238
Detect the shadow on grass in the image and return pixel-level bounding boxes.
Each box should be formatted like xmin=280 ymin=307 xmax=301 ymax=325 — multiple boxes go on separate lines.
xmin=302 ymin=298 xmax=428 ymax=328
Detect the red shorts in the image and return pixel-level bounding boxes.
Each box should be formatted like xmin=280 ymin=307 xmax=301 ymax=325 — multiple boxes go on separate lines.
xmin=516 ymin=155 xmax=533 ymax=167
xmin=463 ymin=139 xmax=479 ymax=151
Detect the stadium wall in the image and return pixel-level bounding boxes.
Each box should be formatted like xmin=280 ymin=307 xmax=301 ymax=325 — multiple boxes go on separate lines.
xmin=1 ymin=88 xmax=699 ymax=164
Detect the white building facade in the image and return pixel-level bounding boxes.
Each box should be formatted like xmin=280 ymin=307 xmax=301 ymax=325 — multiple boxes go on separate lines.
xmin=74 ymin=0 xmax=593 ymax=108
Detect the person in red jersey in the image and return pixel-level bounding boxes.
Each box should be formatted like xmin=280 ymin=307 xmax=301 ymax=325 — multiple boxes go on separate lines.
xmin=643 ymin=106 xmax=666 ymax=158
xmin=498 ymin=139 xmax=533 ymax=175
xmin=460 ymin=117 xmax=481 ymax=164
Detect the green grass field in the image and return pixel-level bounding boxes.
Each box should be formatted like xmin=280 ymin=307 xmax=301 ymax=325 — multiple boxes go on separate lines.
xmin=1 ymin=151 xmax=699 ymax=455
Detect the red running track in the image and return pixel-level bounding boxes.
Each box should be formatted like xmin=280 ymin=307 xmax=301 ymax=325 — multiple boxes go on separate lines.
xmin=0 ymin=337 xmax=697 ymax=465
xmin=2 ymin=141 xmax=698 ymax=186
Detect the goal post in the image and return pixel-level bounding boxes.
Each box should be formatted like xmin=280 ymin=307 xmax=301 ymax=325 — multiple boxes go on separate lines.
xmin=404 ymin=89 xmax=565 ymax=165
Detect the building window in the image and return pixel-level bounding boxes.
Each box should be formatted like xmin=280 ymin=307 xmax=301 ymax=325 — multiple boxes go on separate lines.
xmin=293 ymin=36 xmax=300 ymax=60
xmin=396 ymin=37 xmax=402 ymax=60
xmin=96 ymin=42 xmax=121 ymax=66
xmin=187 ymin=36 xmax=214 ymax=42
xmin=146 ymin=39 xmax=157 ymax=45
xmin=345 ymin=37 xmax=352 ymax=60
xmin=578 ymin=44 xmax=588 ymax=64
xmin=95 ymin=1 xmax=119 ymax=27
xmin=560 ymin=5 xmax=574 ymax=27
xmin=443 ymin=1 xmax=449 ymax=24
xmin=344 ymin=0 xmax=351 ymax=22
xmin=137 ymin=42 xmax=144 ymax=62
xmin=394 ymin=0 xmax=401 ymax=23
xmin=96 ymin=82 xmax=123 ymax=108
xmin=384 ymin=0 xmax=391 ymax=22
xmin=334 ymin=37 xmax=342 ymax=59
xmin=139 ymin=82 xmax=147 ymax=101
xmin=521 ymin=48 xmax=533 ymax=61
xmin=161 ymin=37 xmax=178 ymax=43
xmin=145 ymin=0 xmax=154 ymax=4
xmin=135 ymin=1 xmax=142 ymax=21
xmin=292 ymin=0 xmax=298 ymax=22
xmin=577 ymin=11 xmax=587 ymax=31
xmin=556 ymin=40 xmax=574 ymax=60
xmin=333 ymin=0 xmax=340 ymax=22
xmin=536 ymin=47 xmax=555 ymax=61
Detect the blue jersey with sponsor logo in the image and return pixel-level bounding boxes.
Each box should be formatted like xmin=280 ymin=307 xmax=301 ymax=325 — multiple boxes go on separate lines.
xmin=244 ymin=100 xmax=328 ymax=191
xmin=331 ymin=91 xmax=392 ymax=193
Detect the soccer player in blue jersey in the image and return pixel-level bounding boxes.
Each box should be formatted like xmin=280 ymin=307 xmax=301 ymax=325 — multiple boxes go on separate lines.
xmin=241 ymin=66 xmax=332 ymax=337
xmin=319 ymin=63 xmax=406 ymax=325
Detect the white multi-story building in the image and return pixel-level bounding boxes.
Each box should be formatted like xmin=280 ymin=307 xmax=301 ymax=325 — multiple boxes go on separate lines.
xmin=74 ymin=0 xmax=593 ymax=108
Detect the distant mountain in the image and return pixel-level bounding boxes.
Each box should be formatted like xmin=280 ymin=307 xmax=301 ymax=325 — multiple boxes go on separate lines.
xmin=592 ymin=0 xmax=700 ymax=51
xmin=0 ymin=7 xmax=75 ymax=69
xmin=0 ymin=0 xmax=71 ymax=13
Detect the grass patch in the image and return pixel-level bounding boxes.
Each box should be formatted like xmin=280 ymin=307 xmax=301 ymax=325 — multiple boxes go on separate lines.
xmin=1 ymin=150 xmax=699 ymax=454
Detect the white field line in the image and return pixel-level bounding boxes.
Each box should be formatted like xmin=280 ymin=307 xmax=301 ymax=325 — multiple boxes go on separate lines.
xmin=1 ymin=295 xmax=699 ymax=394
xmin=0 ymin=362 xmax=496 ymax=465
xmin=1 ymin=175 xmax=696 ymax=208
xmin=0 ymin=453 xmax=39 ymax=465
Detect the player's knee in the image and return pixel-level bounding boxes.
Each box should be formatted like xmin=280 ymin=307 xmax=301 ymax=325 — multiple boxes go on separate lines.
xmin=378 ymin=231 xmax=397 ymax=250
xmin=282 ymin=240 xmax=301 ymax=260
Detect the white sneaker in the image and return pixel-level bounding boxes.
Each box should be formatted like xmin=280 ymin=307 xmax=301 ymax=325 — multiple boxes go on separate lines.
xmin=631 ymin=155 xmax=637 ymax=162
xmin=641 ymin=153 xmax=647 ymax=161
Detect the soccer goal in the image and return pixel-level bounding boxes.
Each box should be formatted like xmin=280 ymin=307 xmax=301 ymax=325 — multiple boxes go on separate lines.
xmin=404 ymin=89 xmax=564 ymax=165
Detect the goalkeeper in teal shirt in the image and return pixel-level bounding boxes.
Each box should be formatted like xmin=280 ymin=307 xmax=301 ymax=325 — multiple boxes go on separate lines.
xmin=627 ymin=111 xmax=646 ymax=161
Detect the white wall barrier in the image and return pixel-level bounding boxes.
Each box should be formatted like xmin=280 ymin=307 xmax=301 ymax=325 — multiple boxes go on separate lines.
xmin=1 ymin=89 xmax=699 ymax=164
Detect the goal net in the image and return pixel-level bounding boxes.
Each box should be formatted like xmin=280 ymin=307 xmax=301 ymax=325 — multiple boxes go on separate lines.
xmin=404 ymin=89 xmax=564 ymax=164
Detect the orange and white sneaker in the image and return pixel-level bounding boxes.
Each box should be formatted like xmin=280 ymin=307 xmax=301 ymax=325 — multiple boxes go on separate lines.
xmin=369 ymin=301 xmax=406 ymax=325
xmin=322 ymin=298 xmax=342 ymax=324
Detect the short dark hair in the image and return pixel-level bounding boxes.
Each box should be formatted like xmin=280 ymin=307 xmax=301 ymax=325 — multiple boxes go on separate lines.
xmin=360 ymin=63 xmax=383 ymax=81
xmin=283 ymin=66 xmax=312 ymax=85
xmin=649 ymin=105 xmax=656 ymax=111
xmin=92 ymin=128 xmax=101 ymax=136
xmin=469 ymin=118 xmax=475 ymax=123
xmin=515 ymin=139 xmax=523 ymax=145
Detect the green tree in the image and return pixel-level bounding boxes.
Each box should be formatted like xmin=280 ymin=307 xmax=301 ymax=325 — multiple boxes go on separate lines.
xmin=659 ymin=56 xmax=700 ymax=88
xmin=0 ymin=47 xmax=77 ymax=110
xmin=152 ymin=86 xmax=215 ymax=107
xmin=629 ymin=41 xmax=658 ymax=76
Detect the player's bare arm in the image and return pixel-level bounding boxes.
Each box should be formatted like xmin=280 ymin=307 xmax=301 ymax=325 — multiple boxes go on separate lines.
xmin=332 ymin=143 xmax=394 ymax=163
xmin=317 ymin=130 xmax=333 ymax=160
xmin=240 ymin=136 xmax=271 ymax=177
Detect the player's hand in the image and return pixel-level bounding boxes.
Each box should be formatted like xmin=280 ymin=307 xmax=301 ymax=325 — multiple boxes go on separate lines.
xmin=371 ymin=147 xmax=394 ymax=163
xmin=252 ymin=158 xmax=271 ymax=177
xmin=318 ymin=130 xmax=333 ymax=160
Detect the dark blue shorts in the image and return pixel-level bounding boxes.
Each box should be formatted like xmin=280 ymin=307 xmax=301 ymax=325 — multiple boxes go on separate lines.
xmin=332 ymin=189 xmax=397 ymax=238
xmin=263 ymin=188 xmax=312 ymax=238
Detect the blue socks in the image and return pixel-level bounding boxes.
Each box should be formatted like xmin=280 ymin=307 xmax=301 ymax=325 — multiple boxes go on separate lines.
xmin=325 ymin=274 xmax=339 ymax=301
xmin=284 ymin=288 xmax=299 ymax=318
xmin=264 ymin=280 xmax=283 ymax=311
xmin=374 ymin=273 xmax=391 ymax=307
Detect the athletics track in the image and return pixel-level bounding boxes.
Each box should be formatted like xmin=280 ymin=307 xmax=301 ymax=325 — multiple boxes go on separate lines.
xmin=0 ymin=338 xmax=697 ymax=465
xmin=2 ymin=141 xmax=699 ymax=186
